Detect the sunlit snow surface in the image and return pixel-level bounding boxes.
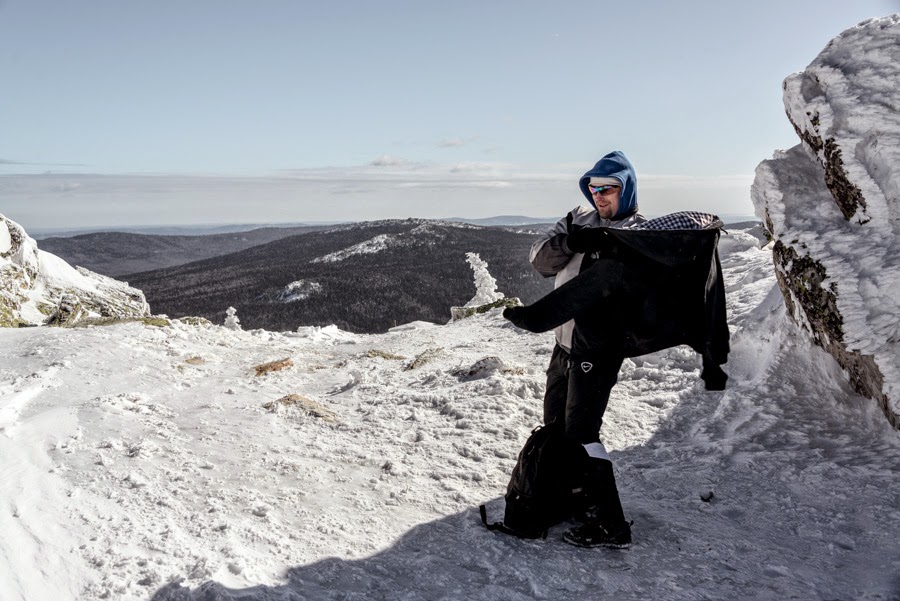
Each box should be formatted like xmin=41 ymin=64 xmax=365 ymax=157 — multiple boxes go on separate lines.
xmin=1 ymin=226 xmax=899 ymax=601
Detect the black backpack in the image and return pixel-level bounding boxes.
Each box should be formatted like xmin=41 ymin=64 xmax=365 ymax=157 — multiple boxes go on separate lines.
xmin=480 ymin=422 xmax=585 ymax=539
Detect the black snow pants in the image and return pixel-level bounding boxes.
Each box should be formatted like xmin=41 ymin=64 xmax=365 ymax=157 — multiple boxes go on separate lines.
xmin=543 ymin=343 xmax=627 ymax=526
xmin=543 ymin=344 xmax=624 ymax=443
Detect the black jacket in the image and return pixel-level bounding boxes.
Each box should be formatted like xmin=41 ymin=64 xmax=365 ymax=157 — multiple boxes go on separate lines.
xmin=506 ymin=227 xmax=729 ymax=390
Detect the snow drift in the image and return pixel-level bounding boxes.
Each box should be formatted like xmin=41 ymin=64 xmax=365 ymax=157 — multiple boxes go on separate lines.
xmin=0 ymin=214 xmax=150 ymax=327
xmin=751 ymin=15 xmax=900 ymax=428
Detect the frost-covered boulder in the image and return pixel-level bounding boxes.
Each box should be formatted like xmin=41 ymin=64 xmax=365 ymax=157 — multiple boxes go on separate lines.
xmin=751 ymin=15 xmax=900 ymax=428
xmin=224 ymin=306 xmax=242 ymax=331
xmin=0 ymin=214 xmax=151 ymax=327
xmin=450 ymin=252 xmax=519 ymax=320
xmin=44 ymin=293 xmax=87 ymax=328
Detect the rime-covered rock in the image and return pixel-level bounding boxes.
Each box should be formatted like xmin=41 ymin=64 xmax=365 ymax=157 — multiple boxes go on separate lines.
xmin=224 ymin=306 xmax=242 ymax=330
xmin=751 ymin=15 xmax=900 ymax=428
xmin=449 ymin=297 xmax=521 ymax=321
xmin=463 ymin=252 xmax=503 ymax=307
xmin=450 ymin=252 xmax=520 ymax=320
xmin=44 ymin=293 xmax=87 ymax=328
xmin=0 ymin=214 xmax=151 ymax=327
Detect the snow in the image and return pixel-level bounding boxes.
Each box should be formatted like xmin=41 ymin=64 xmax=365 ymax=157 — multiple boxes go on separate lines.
xmin=312 ymin=234 xmax=404 ymax=264
xmin=1 ymin=224 xmax=899 ymax=601
xmin=0 ymin=222 xmax=10 ymax=254
xmin=223 ymin=307 xmax=241 ymax=331
xmin=753 ymin=15 xmax=900 ymax=413
xmin=36 ymin=250 xmax=99 ymax=293
xmin=276 ymin=280 xmax=322 ymax=303
xmin=388 ymin=321 xmax=438 ymax=333
xmin=463 ymin=253 xmax=503 ymax=308
xmin=1 ymin=215 xmax=95 ymax=293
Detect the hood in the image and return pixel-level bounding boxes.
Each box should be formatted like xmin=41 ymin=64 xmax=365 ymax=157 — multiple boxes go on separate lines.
xmin=579 ymin=151 xmax=638 ymax=219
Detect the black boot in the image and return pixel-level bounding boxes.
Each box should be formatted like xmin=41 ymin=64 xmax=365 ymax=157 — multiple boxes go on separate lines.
xmin=563 ymin=520 xmax=632 ymax=548
xmin=563 ymin=455 xmax=632 ymax=549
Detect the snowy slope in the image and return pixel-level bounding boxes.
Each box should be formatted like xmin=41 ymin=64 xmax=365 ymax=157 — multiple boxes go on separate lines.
xmin=1 ymin=225 xmax=898 ymax=601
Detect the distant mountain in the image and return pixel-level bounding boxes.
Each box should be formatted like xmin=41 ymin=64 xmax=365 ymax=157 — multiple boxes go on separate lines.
xmin=441 ymin=215 xmax=557 ymax=227
xmin=717 ymin=214 xmax=760 ymax=225
xmin=32 ymin=217 xmax=550 ymax=238
xmin=30 ymin=221 xmax=345 ymax=239
xmin=126 ymin=219 xmax=554 ymax=333
xmin=35 ymin=219 xmax=554 ymax=277
xmin=38 ymin=226 xmax=329 ymax=276
xmin=448 ymin=214 xmax=760 ymax=226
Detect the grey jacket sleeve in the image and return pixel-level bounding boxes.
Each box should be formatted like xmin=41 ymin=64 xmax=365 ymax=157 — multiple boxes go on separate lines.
xmin=529 ymin=213 xmax=574 ymax=277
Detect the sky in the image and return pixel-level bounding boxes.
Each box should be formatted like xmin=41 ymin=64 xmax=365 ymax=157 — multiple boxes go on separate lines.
xmin=1 ymin=0 xmax=898 ymax=230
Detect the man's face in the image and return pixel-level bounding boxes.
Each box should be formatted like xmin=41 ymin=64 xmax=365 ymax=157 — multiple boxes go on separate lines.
xmin=590 ymin=185 xmax=621 ymax=219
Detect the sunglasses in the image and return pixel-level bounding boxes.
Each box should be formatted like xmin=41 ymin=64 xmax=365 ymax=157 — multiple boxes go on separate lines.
xmin=588 ymin=184 xmax=620 ymax=196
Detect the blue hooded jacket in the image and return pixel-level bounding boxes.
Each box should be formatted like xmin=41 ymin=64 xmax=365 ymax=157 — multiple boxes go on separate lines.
xmin=579 ymin=151 xmax=638 ymax=219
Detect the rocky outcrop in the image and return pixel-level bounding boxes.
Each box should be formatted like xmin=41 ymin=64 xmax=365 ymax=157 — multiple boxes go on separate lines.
xmin=449 ymin=297 xmax=521 ymax=321
xmin=752 ymin=16 xmax=900 ymax=428
xmin=0 ymin=214 xmax=151 ymax=327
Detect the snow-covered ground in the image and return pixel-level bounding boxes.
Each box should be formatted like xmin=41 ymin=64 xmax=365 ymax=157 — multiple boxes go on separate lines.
xmin=1 ymin=225 xmax=899 ymax=601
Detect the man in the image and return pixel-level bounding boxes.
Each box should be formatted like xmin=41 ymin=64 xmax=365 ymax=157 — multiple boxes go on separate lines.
xmin=528 ymin=150 xmax=645 ymax=548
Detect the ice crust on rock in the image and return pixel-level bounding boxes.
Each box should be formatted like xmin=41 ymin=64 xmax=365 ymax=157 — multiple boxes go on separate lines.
xmin=0 ymin=214 xmax=150 ymax=327
xmin=449 ymin=252 xmax=515 ymax=321
xmin=463 ymin=252 xmax=504 ymax=308
xmin=752 ymin=15 xmax=900 ymax=427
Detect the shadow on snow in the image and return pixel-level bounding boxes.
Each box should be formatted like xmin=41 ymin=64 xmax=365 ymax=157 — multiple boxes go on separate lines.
xmin=152 ymin=321 xmax=900 ymax=601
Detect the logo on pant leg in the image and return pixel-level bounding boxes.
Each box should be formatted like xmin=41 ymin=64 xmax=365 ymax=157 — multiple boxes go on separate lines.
xmin=580 ymin=362 xmax=593 ymax=373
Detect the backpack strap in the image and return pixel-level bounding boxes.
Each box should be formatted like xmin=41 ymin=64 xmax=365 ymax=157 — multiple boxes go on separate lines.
xmin=479 ymin=504 xmax=548 ymax=540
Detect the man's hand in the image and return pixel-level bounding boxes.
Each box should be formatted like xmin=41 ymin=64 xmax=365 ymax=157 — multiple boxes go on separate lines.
xmin=564 ymin=229 xmax=613 ymax=255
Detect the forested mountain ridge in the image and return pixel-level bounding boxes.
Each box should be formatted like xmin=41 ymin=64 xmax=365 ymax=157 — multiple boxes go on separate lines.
xmin=38 ymin=225 xmax=328 ymax=276
xmin=126 ymin=219 xmax=554 ymax=333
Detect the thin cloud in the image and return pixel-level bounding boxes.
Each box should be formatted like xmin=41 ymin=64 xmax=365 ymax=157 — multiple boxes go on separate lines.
xmin=369 ymin=155 xmax=415 ymax=168
xmin=0 ymin=158 xmax=88 ymax=167
xmin=437 ymin=138 xmax=466 ymax=148
xmin=448 ymin=162 xmax=499 ymax=174
xmin=437 ymin=136 xmax=480 ymax=149
xmin=395 ymin=180 xmax=512 ymax=189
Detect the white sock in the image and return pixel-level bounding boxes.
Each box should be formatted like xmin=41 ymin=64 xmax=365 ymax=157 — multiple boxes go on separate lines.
xmin=583 ymin=441 xmax=610 ymax=461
